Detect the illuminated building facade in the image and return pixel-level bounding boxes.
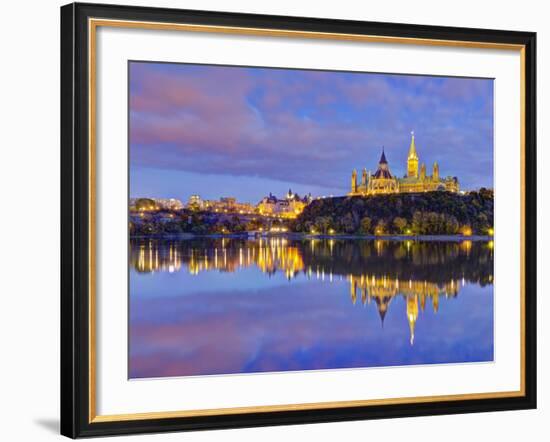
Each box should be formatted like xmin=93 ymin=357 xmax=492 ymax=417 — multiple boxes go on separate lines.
xmin=257 ymin=189 xmax=311 ymax=219
xmin=349 ymin=132 xmax=460 ymax=196
xmin=187 ymin=194 xmax=203 ymax=210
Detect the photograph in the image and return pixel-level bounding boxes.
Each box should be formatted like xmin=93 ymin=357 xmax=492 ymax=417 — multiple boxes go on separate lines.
xmin=128 ymin=61 xmax=495 ymax=379
xmin=54 ymin=1 xmax=537 ymax=438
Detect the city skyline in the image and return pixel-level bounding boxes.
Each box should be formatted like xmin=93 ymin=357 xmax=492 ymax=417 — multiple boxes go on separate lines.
xmin=130 ymin=61 xmax=494 ymax=203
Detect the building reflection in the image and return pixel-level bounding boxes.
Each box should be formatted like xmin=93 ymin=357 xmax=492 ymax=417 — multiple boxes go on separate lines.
xmin=348 ymin=274 xmax=458 ymax=345
xmin=130 ymin=238 xmax=493 ymax=346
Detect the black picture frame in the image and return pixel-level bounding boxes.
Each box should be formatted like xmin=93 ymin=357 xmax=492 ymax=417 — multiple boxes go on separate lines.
xmin=61 ymin=2 xmax=537 ymax=438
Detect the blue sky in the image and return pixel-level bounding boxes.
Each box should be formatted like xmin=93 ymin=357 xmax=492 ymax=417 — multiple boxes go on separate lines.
xmin=129 ymin=61 xmax=494 ymax=204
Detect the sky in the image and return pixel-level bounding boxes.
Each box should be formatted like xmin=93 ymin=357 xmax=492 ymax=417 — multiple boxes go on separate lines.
xmin=129 ymin=61 xmax=494 ymax=204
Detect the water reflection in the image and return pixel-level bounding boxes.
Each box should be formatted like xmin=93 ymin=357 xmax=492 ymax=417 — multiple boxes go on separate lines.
xmin=129 ymin=238 xmax=494 ymax=378
xmin=131 ymin=237 xmax=493 ymax=280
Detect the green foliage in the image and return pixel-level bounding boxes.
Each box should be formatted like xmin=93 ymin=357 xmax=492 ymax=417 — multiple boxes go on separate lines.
xmin=134 ymin=198 xmax=158 ymax=211
xmin=393 ymin=216 xmax=408 ymax=233
xmin=375 ymin=219 xmax=387 ymax=234
xmin=131 ymin=210 xmax=286 ymax=236
xmin=411 ymin=211 xmax=459 ymax=235
xmin=295 ymin=191 xmax=493 ymax=235
xmin=314 ymin=216 xmax=333 ymax=234
xmin=358 ymin=216 xmax=372 ymax=234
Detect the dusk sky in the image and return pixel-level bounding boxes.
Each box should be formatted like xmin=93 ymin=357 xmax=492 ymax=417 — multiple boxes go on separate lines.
xmin=129 ymin=61 xmax=493 ymax=204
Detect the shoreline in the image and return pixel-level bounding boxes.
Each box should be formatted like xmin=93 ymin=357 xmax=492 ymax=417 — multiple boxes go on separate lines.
xmin=130 ymin=233 xmax=493 ymax=242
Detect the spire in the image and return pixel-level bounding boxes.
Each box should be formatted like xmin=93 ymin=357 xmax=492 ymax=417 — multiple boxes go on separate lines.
xmin=379 ymin=147 xmax=388 ymax=165
xmin=408 ymin=131 xmax=418 ymax=160
xmin=374 ymin=296 xmax=390 ymax=326
xmin=407 ymin=131 xmax=419 ymax=178
xmin=373 ymin=148 xmax=393 ymax=179
xmin=407 ymin=295 xmax=418 ymax=346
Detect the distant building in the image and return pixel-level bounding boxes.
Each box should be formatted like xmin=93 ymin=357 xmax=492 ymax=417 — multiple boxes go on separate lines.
xmin=257 ymin=189 xmax=311 ymax=218
xmin=200 ymin=197 xmax=255 ymax=214
xmin=153 ymin=198 xmax=184 ymax=210
xmin=220 ymin=197 xmax=236 ymax=206
xmin=349 ymin=132 xmax=460 ymax=196
xmin=187 ymin=195 xmax=204 ymax=211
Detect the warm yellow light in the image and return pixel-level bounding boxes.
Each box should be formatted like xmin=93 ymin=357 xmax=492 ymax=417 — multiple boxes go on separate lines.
xmin=462 ymin=226 xmax=472 ymax=236
xmin=488 ymin=228 xmax=494 ymax=236
xmin=328 ymin=228 xmax=335 ymax=235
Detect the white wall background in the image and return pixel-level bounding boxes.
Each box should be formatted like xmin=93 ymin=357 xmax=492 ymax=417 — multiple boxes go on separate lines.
xmin=0 ymin=0 xmax=546 ymax=440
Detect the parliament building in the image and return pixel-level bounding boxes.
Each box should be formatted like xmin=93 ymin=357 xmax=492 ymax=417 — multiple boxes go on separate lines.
xmin=349 ymin=132 xmax=460 ymax=196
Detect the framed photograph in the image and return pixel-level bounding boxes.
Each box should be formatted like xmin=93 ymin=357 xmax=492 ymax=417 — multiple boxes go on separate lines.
xmin=60 ymin=2 xmax=537 ymax=438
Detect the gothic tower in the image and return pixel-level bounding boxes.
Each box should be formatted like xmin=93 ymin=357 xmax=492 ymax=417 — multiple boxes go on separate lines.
xmin=407 ymin=131 xmax=419 ymax=178
xmin=351 ymin=169 xmax=357 ymax=193
xmin=433 ymin=161 xmax=439 ymax=181
xmin=420 ymin=163 xmax=426 ymax=180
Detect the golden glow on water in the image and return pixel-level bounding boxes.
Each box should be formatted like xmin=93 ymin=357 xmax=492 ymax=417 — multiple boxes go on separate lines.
xmin=460 ymin=240 xmax=472 ymax=255
xmin=130 ymin=238 xmax=492 ymax=345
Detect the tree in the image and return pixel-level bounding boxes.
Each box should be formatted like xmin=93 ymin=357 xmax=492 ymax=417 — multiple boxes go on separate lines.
xmin=339 ymin=213 xmax=356 ymax=234
xmin=375 ymin=219 xmax=387 ymax=235
xmin=444 ymin=214 xmax=459 ymax=234
xmin=393 ymin=216 xmax=408 ymax=233
xmin=162 ymin=222 xmax=182 ymax=234
xmin=314 ymin=216 xmax=332 ymax=234
xmin=474 ymin=213 xmax=490 ymax=234
xmin=426 ymin=212 xmax=445 ymax=234
xmin=245 ymin=219 xmax=262 ymax=231
xmin=411 ymin=211 xmax=427 ymax=234
xmin=358 ymin=216 xmax=372 ymax=234
xmin=134 ymin=198 xmax=158 ymax=211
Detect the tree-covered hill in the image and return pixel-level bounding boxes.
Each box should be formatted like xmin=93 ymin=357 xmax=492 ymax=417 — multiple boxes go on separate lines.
xmin=292 ymin=189 xmax=493 ymax=235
